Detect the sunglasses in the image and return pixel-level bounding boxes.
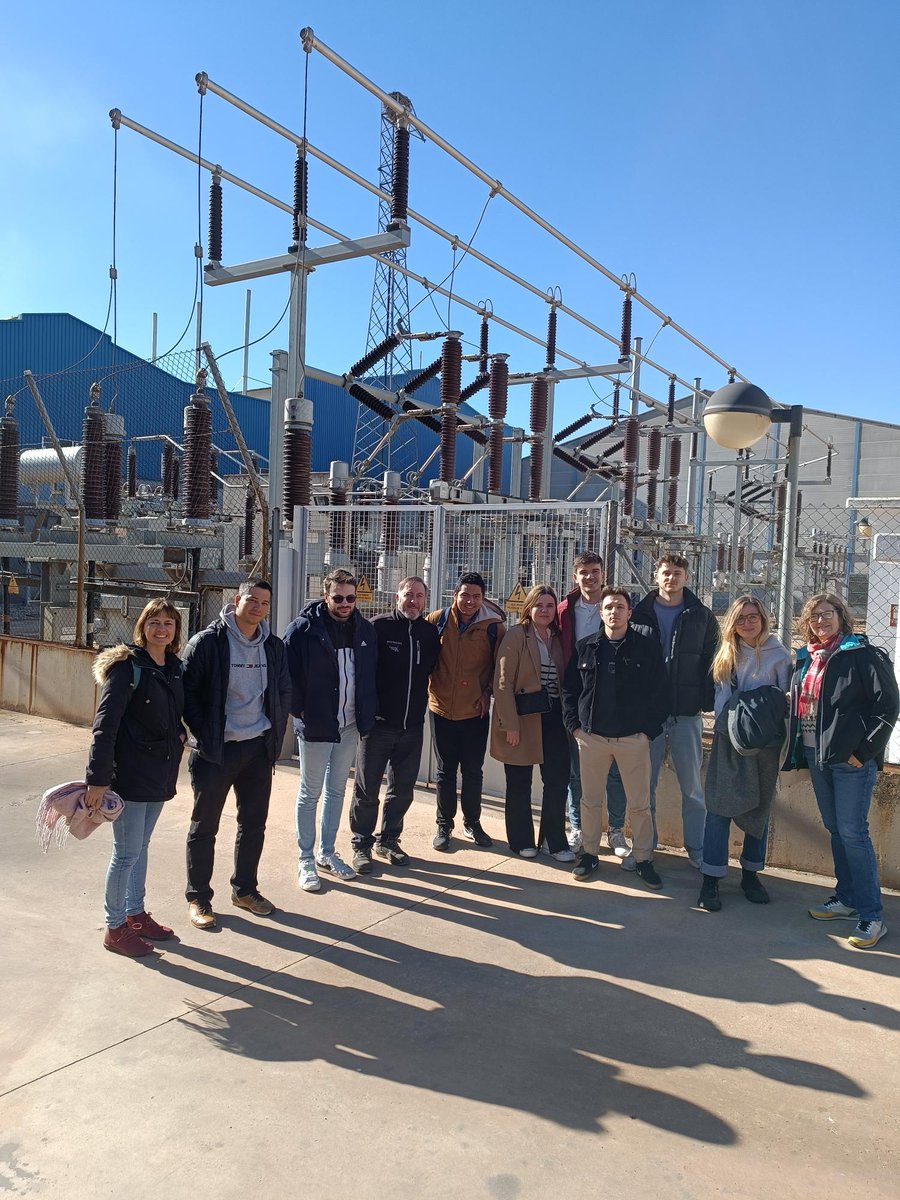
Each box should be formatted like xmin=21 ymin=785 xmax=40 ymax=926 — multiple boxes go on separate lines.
xmin=330 ymin=594 xmax=357 ymax=604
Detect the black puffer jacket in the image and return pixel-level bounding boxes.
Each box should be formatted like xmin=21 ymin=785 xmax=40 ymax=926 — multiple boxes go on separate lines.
xmin=283 ymin=601 xmax=377 ymax=742
xmin=371 ymin=610 xmax=441 ymax=729
xmin=181 ymin=618 xmax=291 ymax=766
xmin=562 ymin=626 xmax=670 ymax=741
xmin=86 ymin=644 xmax=185 ymax=801
xmin=631 ymin=587 xmax=718 ymax=715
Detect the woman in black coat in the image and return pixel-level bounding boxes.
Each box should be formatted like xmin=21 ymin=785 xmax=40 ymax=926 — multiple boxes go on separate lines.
xmin=86 ymin=599 xmax=186 ymax=957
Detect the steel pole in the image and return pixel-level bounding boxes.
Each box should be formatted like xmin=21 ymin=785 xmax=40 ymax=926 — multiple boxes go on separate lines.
xmin=777 ymin=407 xmax=803 ymax=648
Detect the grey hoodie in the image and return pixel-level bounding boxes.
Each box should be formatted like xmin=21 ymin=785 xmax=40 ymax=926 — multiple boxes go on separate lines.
xmin=221 ymin=603 xmax=272 ymax=742
xmin=714 ymin=633 xmax=792 ymax=718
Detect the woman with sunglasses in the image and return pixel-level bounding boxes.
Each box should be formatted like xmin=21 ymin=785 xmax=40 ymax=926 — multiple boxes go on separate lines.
xmin=784 ymin=593 xmax=898 ymax=949
xmin=698 ymin=596 xmax=791 ymax=912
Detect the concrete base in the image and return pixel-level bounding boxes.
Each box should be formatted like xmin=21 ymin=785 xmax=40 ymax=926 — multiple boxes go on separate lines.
xmin=1 ymin=711 xmax=898 ymax=1199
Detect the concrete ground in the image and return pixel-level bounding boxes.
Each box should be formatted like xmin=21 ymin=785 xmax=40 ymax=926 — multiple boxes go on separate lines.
xmin=1 ymin=709 xmax=898 ymax=1200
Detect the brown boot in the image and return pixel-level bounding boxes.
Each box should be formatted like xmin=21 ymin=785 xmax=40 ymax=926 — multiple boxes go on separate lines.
xmin=104 ymin=923 xmax=153 ymax=957
xmin=127 ymin=911 xmax=174 ymax=940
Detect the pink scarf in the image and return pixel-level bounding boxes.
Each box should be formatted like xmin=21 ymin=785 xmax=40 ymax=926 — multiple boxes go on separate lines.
xmin=798 ymin=632 xmax=842 ymax=720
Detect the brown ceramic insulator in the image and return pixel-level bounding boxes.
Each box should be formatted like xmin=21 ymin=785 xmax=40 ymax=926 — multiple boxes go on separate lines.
xmin=0 ymin=410 xmax=20 ymax=521
xmin=404 ymin=356 xmax=442 ymax=396
xmin=716 ymin=542 xmax=726 ymax=571
xmin=666 ymin=437 xmax=682 ymax=523
xmin=349 ymin=383 xmax=395 ymax=421
xmin=126 ymin=446 xmax=136 ymax=499
xmin=619 ymin=295 xmax=632 ymax=362
xmin=459 ymin=372 xmax=490 ymax=403
xmin=601 ymin=439 xmax=625 ymax=459
xmin=104 ymin=439 xmax=121 ymax=521
xmin=172 ymin=457 xmax=180 ymax=503
xmin=612 ymin=381 xmax=620 ymax=422
xmin=162 ymin=442 xmax=175 ymax=496
xmin=391 ymin=123 xmax=410 ymax=222
xmin=349 ymin=334 xmax=402 ymax=380
xmin=283 ymin=427 xmax=312 ymax=512
xmin=530 ymin=379 xmax=548 ymax=435
xmin=489 ymin=425 xmax=504 ymax=493
xmin=774 ymin=481 xmax=786 ymax=545
xmin=479 ymin=317 xmax=489 ymax=374
xmin=552 ymin=445 xmax=588 ymax=473
xmin=555 ymin=413 xmax=593 ymax=443
xmin=579 ymin=422 xmax=616 ymax=452
xmin=545 ymin=307 xmax=558 ymax=370
xmin=530 ymin=442 xmax=544 ymax=501
xmin=667 ymin=377 xmax=676 ymax=424
xmin=182 ymin=395 xmax=212 ymax=519
xmin=81 ymin=404 xmax=106 ymax=520
xmin=622 ymin=463 xmax=636 ymax=516
xmin=488 ymin=357 xmax=508 ymax=421
xmin=647 ymin=427 xmax=662 ymax=472
xmin=737 ymin=544 xmax=746 ymax=573
xmin=208 ymin=175 xmax=223 ymax=262
xmin=292 ymin=153 xmax=308 ymax=247
xmin=646 ymin=475 xmax=658 ymax=521
xmin=623 ymin=416 xmax=639 ymax=465
xmin=439 ymin=337 xmax=462 ymax=484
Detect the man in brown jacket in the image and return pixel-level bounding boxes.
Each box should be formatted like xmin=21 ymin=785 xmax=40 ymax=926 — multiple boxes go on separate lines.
xmin=427 ymin=571 xmax=506 ymax=851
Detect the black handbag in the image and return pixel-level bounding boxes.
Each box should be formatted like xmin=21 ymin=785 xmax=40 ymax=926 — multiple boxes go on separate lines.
xmin=514 ymin=688 xmax=552 ymax=716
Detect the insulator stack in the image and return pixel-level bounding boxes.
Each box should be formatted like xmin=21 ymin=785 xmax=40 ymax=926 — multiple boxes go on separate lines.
xmin=602 ymin=439 xmax=625 ymax=459
xmin=545 ymin=306 xmax=558 ymax=371
xmin=0 ymin=397 xmax=20 ymax=523
xmin=182 ymin=382 xmax=212 ymax=520
xmin=622 ymin=464 xmax=636 ymax=516
xmin=391 ymin=122 xmax=410 ymax=222
xmin=283 ymin=427 xmax=312 ymax=510
xmin=726 ymin=540 xmax=733 ymax=570
xmin=716 ymin=542 xmax=726 ymax=572
xmin=348 ymin=383 xmax=395 ymax=422
xmin=612 ymin=381 xmax=620 ymax=423
xmin=579 ymin=422 xmax=616 ymax=451
xmin=623 ymin=417 xmax=639 ymax=466
xmin=329 ymin=463 xmax=350 ymax=552
xmin=104 ymin=439 xmax=121 ymax=521
xmin=126 ymin=446 xmax=136 ymax=498
xmin=619 ymin=294 xmax=632 ymax=362
xmin=244 ymin=482 xmax=255 ymax=557
xmin=529 ymin=379 xmax=549 ymax=501
xmin=737 ymin=544 xmax=746 ymax=573
xmin=775 ymin=482 xmax=786 ymax=544
xmin=439 ymin=336 xmax=462 ymax=484
xmin=826 ymin=444 xmax=833 ymax=479
xmin=291 ymin=152 xmax=308 ymax=248
xmin=349 ymin=334 xmax=402 ymax=380
xmin=399 ymin=397 xmax=443 ymax=435
xmin=646 ymin=474 xmax=658 ymax=521
xmin=666 ymin=437 xmax=682 ymax=523
xmin=162 ymin=442 xmax=175 ymax=497
xmin=403 ymin=356 xmax=442 ymax=396
xmin=209 ymin=450 xmax=218 ymax=508
xmin=555 ymin=414 xmax=593 ymax=443
xmin=553 ymin=446 xmax=587 ymax=473
xmin=172 ymin=457 xmax=180 ymax=503
xmin=488 ymin=356 xmax=509 ymax=494
xmin=81 ymin=394 xmax=106 ymax=520
xmin=647 ymin=427 xmax=662 ymax=472
xmin=208 ymin=174 xmax=223 ymax=263
xmin=479 ymin=317 xmax=489 ymax=374
xmin=459 ymin=372 xmax=490 ymax=404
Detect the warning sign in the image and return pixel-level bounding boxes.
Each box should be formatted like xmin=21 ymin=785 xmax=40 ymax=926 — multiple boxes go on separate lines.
xmin=505 ymin=581 xmax=529 ymax=614
xmin=355 ymin=575 xmax=374 ymax=604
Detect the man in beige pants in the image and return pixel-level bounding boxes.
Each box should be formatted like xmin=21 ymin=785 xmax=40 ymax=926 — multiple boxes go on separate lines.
xmin=561 ymin=586 xmax=670 ymax=890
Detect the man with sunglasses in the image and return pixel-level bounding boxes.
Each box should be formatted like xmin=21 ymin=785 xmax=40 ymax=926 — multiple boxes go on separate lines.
xmin=284 ymin=568 xmax=377 ymax=892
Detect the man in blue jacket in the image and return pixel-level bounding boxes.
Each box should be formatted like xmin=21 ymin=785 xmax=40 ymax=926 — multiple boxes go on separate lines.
xmin=349 ymin=576 xmax=440 ymax=873
xmin=182 ymin=578 xmax=291 ymax=930
xmin=283 ymin=568 xmax=377 ymax=893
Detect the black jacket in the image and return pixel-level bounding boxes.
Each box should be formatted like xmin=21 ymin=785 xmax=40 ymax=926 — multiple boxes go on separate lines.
xmin=562 ymin=625 xmax=670 ymax=741
xmin=631 ymin=587 xmax=718 ymax=715
xmin=371 ymin=609 xmax=441 ymax=730
xmin=86 ymin=644 xmax=185 ymax=801
xmin=181 ymin=617 xmax=291 ymax=766
xmin=283 ymin=601 xmax=377 ymax=742
xmin=784 ymin=635 xmax=899 ymax=770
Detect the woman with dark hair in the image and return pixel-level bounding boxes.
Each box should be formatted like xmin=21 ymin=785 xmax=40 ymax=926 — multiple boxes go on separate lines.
xmin=785 ymin=592 xmax=898 ymax=949
xmin=86 ymin=599 xmax=186 ymax=957
xmin=490 ymin=585 xmax=573 ymax=860
xmin=698 ymin=595 xmax=791 ymax=912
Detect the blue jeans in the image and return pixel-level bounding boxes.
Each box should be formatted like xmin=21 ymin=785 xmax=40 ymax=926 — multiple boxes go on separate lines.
xmin=701 ymin=812 xmax=768 ymax=878
xmin=566 ymin=730 xmax=582 ymax=831
xmin=607 ymin=715 xmax=705 ymax=858
xmin=804 ymin=748 xmax=882 ymax=922
xmin=296 ymin=726 xmax=359 ymax=860
xmin=105 ymin=800 xmax=165 ymax=928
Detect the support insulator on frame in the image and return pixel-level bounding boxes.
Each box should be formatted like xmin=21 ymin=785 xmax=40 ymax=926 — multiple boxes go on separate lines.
xmin=646 ymin=473 xmax=658 ymax=521
xmin=172 ymin=457 xmax=180 ymax=503
xmin=716 ymin=542 xmax=726 ymax=572
xmin=479 ymin=316 xmax=489 ymax=374
xmin=530 ymin=441 xmax=544 ymax=502
xmin=552 ymin=445 xmax=588 ymax=474
xmin=348 ymin=383 xmax=395 ymax=422
xmin=459 ymin=372 xmax=490 ymax=404
xmin=182 ymin=371 xmax=212 ymax=520
xmin=439 ymin=336 xmax=462 ymax=485
xmin=601 ymin=439 xmax=625 ymax=459
xmin=283 ymin=396 xmax=314 ymax=516
xmin=623 ymin=416 xmax=639 ymax=466
xmin=126 ymin=445 xmax=136 ymax=498
xmin=647 ymin=427 xmax=662 ymax=473
xmin=545 ymin=306 xmax=558 ymax=371
xmin=666 ymin=436 xmax=682 ymax=523
xmin=619 ymin=295 xmax=632 ymax=363
xmin=579 ymin=422 xmax=616 ymax=452
xmin=0 ymin=395 xmax=20 ymax=523
xmin=402 ymin=356 xmax=442 ymax=397
xmin=348 ymin=334 xmax=402 ymax=380
xmin=391 ymin=121 xmax=410 ymax=223
xmin=737 ymin=543 xmax=746 ymax=573
xmin=623 ymin=463 xmax=636 ymax=516
xmin=291 ymin=150 xmax=308 ymax=250
xmin=81 ymin=385 xmax=106 ymax=521
xmin=554 ymin=413 xmax=593 ymax=443
xmin=208 ymin=173 xmax=223 ymax=264
xmin=612 ymin=381 xmax=620 ymax=423
xmin=667 ymin=377 xmax=676 ymax=425
xmin=162 ymin=442 xmax=175 ymax=497
xmin=488 ymin=355 xmax=509 ymax=494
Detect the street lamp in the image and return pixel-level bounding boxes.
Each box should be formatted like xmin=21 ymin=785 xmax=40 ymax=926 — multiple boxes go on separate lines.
xmin=703 ymin=381 xmax=803 ymax=646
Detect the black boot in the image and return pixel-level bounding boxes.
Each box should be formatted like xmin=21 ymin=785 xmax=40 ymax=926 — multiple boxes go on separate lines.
xmin=741 ymin=869 xmax=770 ymax=904
xmin=698 ymin=874 xmax=721 ymax=912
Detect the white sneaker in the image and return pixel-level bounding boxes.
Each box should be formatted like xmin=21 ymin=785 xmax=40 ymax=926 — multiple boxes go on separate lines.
xmin=607 ymin=828 xmax=631 ymax=858
xmin=848 ymin=918 xmax=887 ymax=949
xmin=298 ymin=859 xmax=321 ymax=892
xmin=518 ymin=847 xmax=539 ymax=859
xmin=316 ymin=852 xmax=357 ymax=881
xmin=567 ymin=828 xmax=583 ymax=851
xmin=620 ymin=853 xmax=637 ymax=872
xmin=552 ymin=849 xmax=576 ymax=863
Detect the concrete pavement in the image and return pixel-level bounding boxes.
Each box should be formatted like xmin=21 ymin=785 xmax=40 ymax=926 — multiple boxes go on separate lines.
xmin=1 ymin=708 xmax=898 ymax=1199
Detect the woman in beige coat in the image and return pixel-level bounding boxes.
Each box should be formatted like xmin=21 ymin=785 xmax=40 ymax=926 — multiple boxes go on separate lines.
xmin=490 ymin=585 xmax=574 ymax=860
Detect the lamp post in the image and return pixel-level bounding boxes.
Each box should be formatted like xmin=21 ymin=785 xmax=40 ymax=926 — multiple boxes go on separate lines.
xmin=703 ymin=382 xmax=803 ymax=647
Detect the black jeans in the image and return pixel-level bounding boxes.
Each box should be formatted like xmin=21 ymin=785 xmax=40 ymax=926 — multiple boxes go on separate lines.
xmin=186 ymin=736 xmax=272 ymax=903
xmin=431 ymin=712 xmax=489 ymax=830
xmin=350 ymin=722 xmax=425 ymax=848
xmin=504 ymin=703 xmax=569 ymax=853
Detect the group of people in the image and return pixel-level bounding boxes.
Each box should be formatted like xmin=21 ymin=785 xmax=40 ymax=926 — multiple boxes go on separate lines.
xmin=84 ymin=551 xmax=899 ymax=959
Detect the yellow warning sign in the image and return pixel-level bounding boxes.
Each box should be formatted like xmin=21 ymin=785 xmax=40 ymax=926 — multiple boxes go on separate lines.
xmin=355 ymin=575 xmax=373 ymax=604
xmin=505 ymin=581 xmax=528 ymax=614
xmin=7 ymin=575 xmax=19 ymax=595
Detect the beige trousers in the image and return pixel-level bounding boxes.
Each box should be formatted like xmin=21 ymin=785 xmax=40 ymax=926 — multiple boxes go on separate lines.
xmin=575 ymin=730 xmax=653 ymax=861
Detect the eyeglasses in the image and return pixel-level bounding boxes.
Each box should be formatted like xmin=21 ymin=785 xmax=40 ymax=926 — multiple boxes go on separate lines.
xmin=736 ymin=613 xmax=762 ymax=625
xmin=810 ymin=609 xmax=837 ymax=621
xmin=330 ymin=594 xmax=356 ymax=604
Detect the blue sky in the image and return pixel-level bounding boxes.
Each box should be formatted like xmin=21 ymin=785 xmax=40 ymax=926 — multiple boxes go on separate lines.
xmin=2 ymin=1 xmax=898 ymax=438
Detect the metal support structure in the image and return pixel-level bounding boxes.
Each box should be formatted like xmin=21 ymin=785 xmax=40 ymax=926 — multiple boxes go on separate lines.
xmin=729 ymin=457 xmax=744 ymax=598
xmin=687 ymin=378 xmax=702 ymax=530
xmin=775 ymin=406 xmax=803 ymax=647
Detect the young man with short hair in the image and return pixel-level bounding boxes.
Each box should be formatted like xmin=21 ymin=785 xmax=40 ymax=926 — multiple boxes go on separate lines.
xmin=562 ymin=586 xmax=669 ymax=889
xmin=284 ymin=569 xmax=377 ymax=892
xmin=607 ymin=553 xmax=718 ymax=868
xmin=427 ymin=571 xmax=505 ymax=851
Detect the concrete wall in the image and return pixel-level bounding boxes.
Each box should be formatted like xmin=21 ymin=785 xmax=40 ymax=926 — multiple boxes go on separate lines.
xmin=0 ymin=637 xmax=98 ymax=726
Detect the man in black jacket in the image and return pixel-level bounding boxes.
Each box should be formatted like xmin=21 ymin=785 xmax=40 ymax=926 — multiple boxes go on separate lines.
xmin=182 ymin=578 xmax=291 ymax=930
xmin=349 ymin=576 xmax=440 ymax=873
xmin=607 ymin=554 xmax=718 ymax=868
xmin=563 ymin=586 xmax=669 ymax=889
xmin=283 ymin=568 xmax=377 ymax=894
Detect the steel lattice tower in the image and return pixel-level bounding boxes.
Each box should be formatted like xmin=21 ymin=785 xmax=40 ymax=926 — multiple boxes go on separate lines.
xmin=353 ymin=95 xmax=417 ymax=477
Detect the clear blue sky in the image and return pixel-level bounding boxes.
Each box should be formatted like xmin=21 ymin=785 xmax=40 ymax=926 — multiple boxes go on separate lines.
xmin=2 ymin=1 xmax=898 ymax=437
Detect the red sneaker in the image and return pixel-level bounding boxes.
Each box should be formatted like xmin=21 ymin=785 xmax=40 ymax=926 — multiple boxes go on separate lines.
xmin=103 ymin=923 xmax=153 ymax=957
xmin=127 ymin=911 xmax=174 ymax=940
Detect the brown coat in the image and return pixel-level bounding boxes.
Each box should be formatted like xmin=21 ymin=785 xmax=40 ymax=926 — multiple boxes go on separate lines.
xmin=427 ymin=601 xmax=506 ymax=720
xmin=490 ymin=623 xmax=566 ymax=766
